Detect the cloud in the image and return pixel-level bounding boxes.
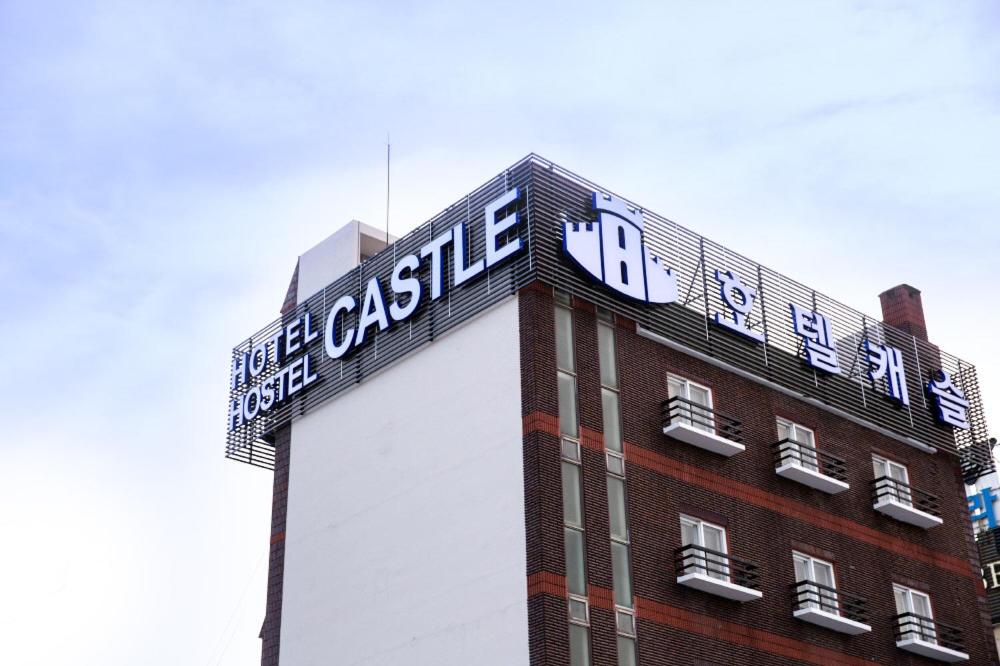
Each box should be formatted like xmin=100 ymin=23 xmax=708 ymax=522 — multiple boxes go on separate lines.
xmin=2 ymin=1 xmax=998 ymax=664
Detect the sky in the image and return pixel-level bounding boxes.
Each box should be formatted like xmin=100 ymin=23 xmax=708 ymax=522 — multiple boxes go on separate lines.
xmin=1 ymin=1 xmax=999 ymax=664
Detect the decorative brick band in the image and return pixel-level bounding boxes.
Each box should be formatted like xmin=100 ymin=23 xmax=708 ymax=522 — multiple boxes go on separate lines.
xmin=528 ymin=571 xmax=567 ymax=598
xmin=523 ymin=411 xmax=560 ymax=437
xmin=527 ymin=571 xmax=871 ymax=666
xmin=521 ymin=411 xmax=976 ymax=580
xmin=634 ymin=596 xmax=873 ymax=666
xmin=624 ymin=442 xmax=977 ymax=580
xmin=579 ymin=426 xmax=604 ymax=453
xmin=587 ymin=584 xmax=615 ymax=611
xmin=522 ymin=409 xmax=603 ymax=452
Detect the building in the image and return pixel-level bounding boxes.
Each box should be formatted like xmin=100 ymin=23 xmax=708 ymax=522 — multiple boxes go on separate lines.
xmin=970 ymin=465 xmax=1000 ymax=659
xmin=978 ymin=525 xmax=1000 ymax=658
xmin=226 ymin=155 xmax=997 ymax=665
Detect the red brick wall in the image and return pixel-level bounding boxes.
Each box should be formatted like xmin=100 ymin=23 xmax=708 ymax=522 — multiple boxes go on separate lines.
xmin=520 ymin=283 xmax=997 ymax=665
xmin=259 ymin=425 xmax=290 ymax=666
xmin=879 ymin=284 xmax=928 ymax=341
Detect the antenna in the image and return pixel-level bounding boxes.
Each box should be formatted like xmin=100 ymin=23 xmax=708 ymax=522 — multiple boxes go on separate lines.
xmin=385 ymin=133 xmax=391 ymax=245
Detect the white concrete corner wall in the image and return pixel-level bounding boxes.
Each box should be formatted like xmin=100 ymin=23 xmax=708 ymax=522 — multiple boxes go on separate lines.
xmin=296 ymin=221 xmax=361 ymax=303
xmin=279 ymin=296 xmax=528 ymax=666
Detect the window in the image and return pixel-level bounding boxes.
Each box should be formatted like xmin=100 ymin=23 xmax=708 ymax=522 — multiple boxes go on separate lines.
xmin=555 ymin=297 xmax=591 ymax=666
xmin=555 ymin=305 xmax=579 ymax=439
xmin=874 ymin=455 xmax=912 ymax=506
xmin=616 ymin=636 xmax=636 ymax=666
xmin=568 ymin=595 xmax=589 ymax=624
xmin=793 ymin=552 xmax=838 ymax=613
xmin=602 ymin=389 xmax=623 ymax=454
xmin=558 ymin=373 xmax=579 ymax=438
xmin=777 ymin=418 xmax=817 ymax=471
xmin=615 ymin=608 xmax=635 ymax=636
xmin=680 ymin=516 xmax=728 ymax=580
xmin=598 ymin=310 xmax=623 ymax=457
xmin=608 ymin=473 xmax=633 ymax=603
xmin=597 ymin=309 xmax=637 ymax=666
xmin=555 ymin=301 xmax=575 ymax=373
xmin=894 ymin=584 xmax=936 ymax=644
xmin=568 ymin=622 xmax=592 ymax=666
xmin=668 ymin=375 xmax=714 ymax=433
xmin=597 ymin=313 xmax=618 ymax=390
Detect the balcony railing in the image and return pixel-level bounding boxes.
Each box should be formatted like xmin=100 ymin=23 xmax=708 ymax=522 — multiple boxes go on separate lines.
xmin=872 ymin=476 xmax=942 ymax=528
xmin=894 ymin=612 xmax=969 ymax=662
xmin=661 ymin=396 xmax=743 ymax=442
xmin=674 ymin=544 xmax=761 ymax=601
xmin=789 ymin=580 xmax=871 ymax=633
xmin=772 ymin=439 xmax=850 ymax=493
xmin=661 ymin=397 xmax=744 ymax=456
xmin=773 ymin=440 xmax=847 ymax=482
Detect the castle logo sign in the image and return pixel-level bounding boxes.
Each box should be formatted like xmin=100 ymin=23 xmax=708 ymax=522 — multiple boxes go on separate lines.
xmin=563 ymin=192 xmax=678 ymax=304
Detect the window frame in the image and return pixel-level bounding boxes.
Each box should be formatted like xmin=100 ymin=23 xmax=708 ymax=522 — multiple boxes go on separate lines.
xmin=873 ymin=455 xmax=913 ymax=506
xmin=667 ymin=374 xmax=715 ymax=433
xmin=792 ymin=551 xmax=839 ymax=614
xmin=893 ymin=583 xmax=937 ymax=644
xmin=777 ymin=417 xmax=818 ymax=472
xmin=555 ymin=300 xmax=580 ymax=440
xmin=680 ymin=514 xmax=729 ymax=581
xmin=568 ymin=594 xmax=590 ymax=626
xmin=555 ymin=295 xmax=593 ymax=666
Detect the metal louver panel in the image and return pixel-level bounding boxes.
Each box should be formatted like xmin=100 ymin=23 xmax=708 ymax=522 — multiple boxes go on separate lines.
xmin=226 ymin=154 xmax=990 ymax=475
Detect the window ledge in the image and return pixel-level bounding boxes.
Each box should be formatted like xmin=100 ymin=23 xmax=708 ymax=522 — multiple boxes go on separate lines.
xmin=663 ymin=422 xmax=744 ymax=457
xmin=873 ymin=498 xmax=943 ymax=529
xmin=896 ymin=638 xmax=969 ymax=663
xmin=793 ymin=607 xmax=870 ymax=635
xmin=676 ymin=572 xmax=761 ymax=602
xmin=775 ymin=463 xmax=849 ymax=494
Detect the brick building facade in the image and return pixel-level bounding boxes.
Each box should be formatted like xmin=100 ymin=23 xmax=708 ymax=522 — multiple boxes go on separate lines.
xmin=519 ymin=284 xmax=996 ymax=664
xmin=229 ymin=155 xmax=995 ymax=665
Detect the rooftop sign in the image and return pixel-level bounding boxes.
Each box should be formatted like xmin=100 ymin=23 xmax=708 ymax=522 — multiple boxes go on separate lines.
xmin=228 ymin=189 xmax=523 ymax=435
xmin=562 ymin=191 xmax=972 ymax=431
xmin=226 ymin=155 xmax=990 ymax=473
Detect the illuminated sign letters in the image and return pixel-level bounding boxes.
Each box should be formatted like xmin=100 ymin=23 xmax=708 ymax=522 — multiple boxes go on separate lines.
xmin=233 ymin=177 xmax=978 ymax=438
xmin=229 ymin=188 xmax=523 ymax=430
xmin=713 ymin=270 xmax=764 ymax=342
xmin=790 ymin=304 xmax=841 ymax=374
xmin=865 ymin=341 xmax=910 ymax=407
xmin=560 ymin=195 xmax=973 ymax=431
xmin=928 ymin=370 xmax=971 ymax=430
xmin=969 ymin=487 xmax=998 ymax=530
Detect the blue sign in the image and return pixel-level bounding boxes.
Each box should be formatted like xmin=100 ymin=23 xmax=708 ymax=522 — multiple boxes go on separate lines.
xmin=969 ymin=487 xmax=998 ymax=529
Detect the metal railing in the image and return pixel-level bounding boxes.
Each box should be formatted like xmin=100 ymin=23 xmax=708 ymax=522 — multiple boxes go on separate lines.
xmin=791 ymin=580 xmax=868 ymax=624
xmin=894 ymin=612 xmax=966 ymax=653
xmin=674 ymin=544 xmax=760 ymax=590
xmin=772 ymin=439 xmax=848 ymax=482
xmin=872 ymin=476 xmax=941 ymax=517
xmin=661 ymin=396 xmax=743 ymax=443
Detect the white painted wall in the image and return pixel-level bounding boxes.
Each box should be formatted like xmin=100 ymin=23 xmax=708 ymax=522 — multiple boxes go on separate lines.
xmin=279 ymin=297 xmax=528 ymax=666
xmin=296 ymin=220 xmax=397 ymax=302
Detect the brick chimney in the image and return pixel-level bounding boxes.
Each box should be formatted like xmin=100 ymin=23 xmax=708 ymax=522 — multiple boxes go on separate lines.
xmin=879 ymin=284 xmax=928 ymax=341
